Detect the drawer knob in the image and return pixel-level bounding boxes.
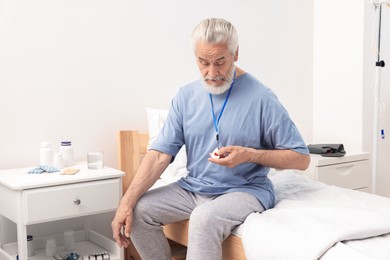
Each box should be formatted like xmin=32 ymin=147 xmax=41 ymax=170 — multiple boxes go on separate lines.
xmin=73 ymin=198 xmax=81 ymax=205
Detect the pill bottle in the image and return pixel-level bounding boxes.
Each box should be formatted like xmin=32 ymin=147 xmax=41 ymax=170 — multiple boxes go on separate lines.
xmin=64 ymin=229 xmax=75 ymax=251
xmin=40 ymin=142 xmax=53 ymax=166
xmin=53 ymin=153 xmax=65 ymax=169
xmin=60 ymin=141 xmax=73 ymax=167
xmin=27 ymin=235 xmax=34 ymax=257
xmin=45 ymin=238 xmax=57 ymax=257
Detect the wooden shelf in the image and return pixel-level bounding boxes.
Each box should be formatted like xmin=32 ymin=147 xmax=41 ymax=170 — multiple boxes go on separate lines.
xmin=2 ymin=230 xmax=121 ymax=260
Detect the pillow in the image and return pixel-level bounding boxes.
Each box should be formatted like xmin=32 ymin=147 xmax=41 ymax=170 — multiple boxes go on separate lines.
xmin=146 ymin=107 xmax=188 ymax=183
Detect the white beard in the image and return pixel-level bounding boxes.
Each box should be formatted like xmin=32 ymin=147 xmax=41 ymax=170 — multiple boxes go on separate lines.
xmin=201 ymin=66 xmax=236 ymax=95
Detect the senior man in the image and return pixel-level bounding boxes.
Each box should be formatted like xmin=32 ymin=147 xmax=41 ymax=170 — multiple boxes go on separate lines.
xmin=112 ymin=18 xmax=310 ymax=260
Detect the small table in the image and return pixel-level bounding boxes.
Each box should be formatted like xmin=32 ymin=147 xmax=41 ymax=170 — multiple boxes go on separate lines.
xmin=300 ymin=152 xmax=371 ymax=192
xmin=0 ymin=163 xmax=124 ymax=259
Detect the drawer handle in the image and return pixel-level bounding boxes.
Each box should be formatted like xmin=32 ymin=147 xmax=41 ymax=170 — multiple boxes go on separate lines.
xmin=335 ymin=165 xmax=354 ymax=176
xmin=73 ymin=198 xmax=81 ymax=205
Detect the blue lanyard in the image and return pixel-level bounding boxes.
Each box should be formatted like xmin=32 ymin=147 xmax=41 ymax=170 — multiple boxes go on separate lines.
xmin=209 ymin=70 xmax=236 ymax=147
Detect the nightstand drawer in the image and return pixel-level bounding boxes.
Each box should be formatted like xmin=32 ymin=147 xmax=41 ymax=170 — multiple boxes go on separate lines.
xmin=23 ymin=179 xmax=120 ymax=224
xmin=316 ymin=160 xmax=371 ymax=190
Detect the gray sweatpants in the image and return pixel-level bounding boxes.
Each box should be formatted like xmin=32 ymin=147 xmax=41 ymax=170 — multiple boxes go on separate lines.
xmin=130 ymin=182 xmax=264 ymax=260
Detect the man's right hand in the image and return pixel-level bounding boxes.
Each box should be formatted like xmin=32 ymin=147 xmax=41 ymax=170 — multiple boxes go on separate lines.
xmin=111 ymin=202 xmax=133 ymax=248
xmin=111 ymin=150 xmax=172 ymax=247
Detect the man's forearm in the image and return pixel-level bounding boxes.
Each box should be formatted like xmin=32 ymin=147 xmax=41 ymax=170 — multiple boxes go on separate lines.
xmin=247 ymin=148 xmax=310 ymax=170
xmin=121 ymin=150 xmax=172 ymax=209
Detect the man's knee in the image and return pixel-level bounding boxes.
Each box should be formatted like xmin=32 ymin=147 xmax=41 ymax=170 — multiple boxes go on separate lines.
xmin=132 ymin=195 xmax=155 ymax=225
xmin=189 ymin=204 xmax=220 ymax=232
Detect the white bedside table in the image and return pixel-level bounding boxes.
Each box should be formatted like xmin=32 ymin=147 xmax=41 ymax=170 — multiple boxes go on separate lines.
xmin=0 ymin=164 xmax=124 ymax=260
xmin=299 ymin=152 xmax=371 ymax=192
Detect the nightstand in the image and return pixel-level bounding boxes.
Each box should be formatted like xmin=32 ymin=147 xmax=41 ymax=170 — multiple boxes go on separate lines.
xmin=0 ymin=164 xmax=124 ymax=260
xmin=300 ymin=152 xmax=371 ymax=192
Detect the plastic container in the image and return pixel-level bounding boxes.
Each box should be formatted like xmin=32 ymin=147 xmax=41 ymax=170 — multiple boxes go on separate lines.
xmin=63 ymin=229 xmax=75 ymax=251
xmin=40 ymin=142 xmax=53 ymax=166
xmin=53 ymin=153 xmax=65 ymax=169
xmin=27 ymin=235 xmax=34 ymax=257
xmin=60 ymin=141 xmax=73 ymax=167
xmin=45 ymin=238 xmax=57 ymax=257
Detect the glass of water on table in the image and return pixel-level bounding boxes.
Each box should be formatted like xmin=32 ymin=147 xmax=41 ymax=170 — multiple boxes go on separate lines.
xmin=87 ymin=148 xmax=104 ymax=169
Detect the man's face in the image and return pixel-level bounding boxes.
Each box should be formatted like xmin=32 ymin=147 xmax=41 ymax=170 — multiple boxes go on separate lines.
xmin=195 ymin=42 xmax=238 ymax=95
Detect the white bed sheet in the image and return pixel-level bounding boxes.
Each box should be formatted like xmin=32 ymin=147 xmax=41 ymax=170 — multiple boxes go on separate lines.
xmin=322 ymin=233 xmax=390 ymax=260
xmin=243 ymin=171 xmax=390 ymax=260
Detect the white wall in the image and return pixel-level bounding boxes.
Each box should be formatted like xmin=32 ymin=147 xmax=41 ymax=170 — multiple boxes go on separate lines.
xmin=0 ymin=0 xmax=313 ymax=170
xmin=313 ymin=0 xmax=365 ymax=152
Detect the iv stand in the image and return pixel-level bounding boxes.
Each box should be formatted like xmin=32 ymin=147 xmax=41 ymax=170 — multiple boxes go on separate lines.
xmin=372 ymin=4 xmax=385 ymax=194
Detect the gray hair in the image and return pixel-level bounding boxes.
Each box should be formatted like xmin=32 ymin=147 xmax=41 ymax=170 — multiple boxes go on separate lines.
xmin=191 ymin=18 xmax=238 ymax=54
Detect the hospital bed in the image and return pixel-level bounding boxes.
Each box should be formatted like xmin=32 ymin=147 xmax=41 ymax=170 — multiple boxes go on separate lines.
xmin=118 ymin=129 xmax=390 ymax=260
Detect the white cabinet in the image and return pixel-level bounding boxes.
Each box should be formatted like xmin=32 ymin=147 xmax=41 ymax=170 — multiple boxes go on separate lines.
xmin=24 ymin=179 xmax=120 ymax=224
xmin=0 ymin=164 xmax=124 ymax=260
xmin=300 ymin=152 xmax=371 ymax=192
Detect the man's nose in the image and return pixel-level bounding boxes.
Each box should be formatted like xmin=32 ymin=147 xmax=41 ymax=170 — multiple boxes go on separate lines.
xmin=208 ymin=65 xmax=219 ymax=77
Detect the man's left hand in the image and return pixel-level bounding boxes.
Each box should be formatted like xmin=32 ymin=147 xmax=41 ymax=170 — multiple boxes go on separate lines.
xmin=208 ymin=145 xmax=249 ymax=168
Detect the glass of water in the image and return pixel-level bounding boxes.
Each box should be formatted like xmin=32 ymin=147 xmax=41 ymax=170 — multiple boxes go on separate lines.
xmin=87 ymin=148 xmax=104 ymax=169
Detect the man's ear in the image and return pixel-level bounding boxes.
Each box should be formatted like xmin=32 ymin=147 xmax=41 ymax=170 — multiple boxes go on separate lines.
xmin=234 ymin=46 xmax=239 ymax=62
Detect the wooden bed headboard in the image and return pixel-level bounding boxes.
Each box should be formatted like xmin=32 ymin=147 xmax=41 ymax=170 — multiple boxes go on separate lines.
xmin=118 ymin=130 xmax=149 ymax=193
